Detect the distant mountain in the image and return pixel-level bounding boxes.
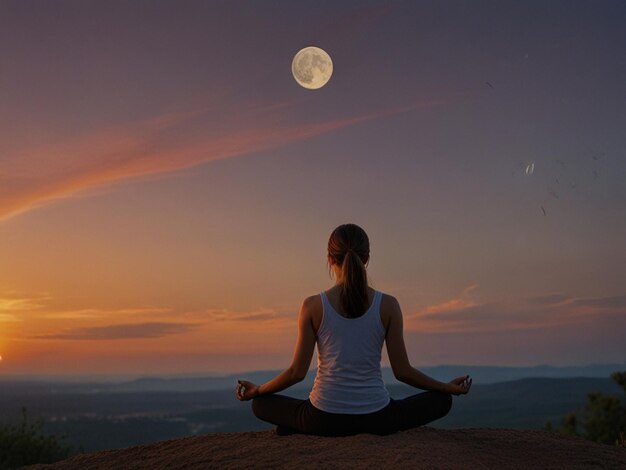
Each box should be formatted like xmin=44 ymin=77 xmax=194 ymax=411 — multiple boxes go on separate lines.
xmin=1 ymin=363 xmax=623 ymax=394
xmin=94 ymin=363 xmax=626 ymax=393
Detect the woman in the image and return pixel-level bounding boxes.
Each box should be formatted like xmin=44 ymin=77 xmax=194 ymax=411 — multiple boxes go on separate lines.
xmin=235 ymin=223 xmax=472 ymax=436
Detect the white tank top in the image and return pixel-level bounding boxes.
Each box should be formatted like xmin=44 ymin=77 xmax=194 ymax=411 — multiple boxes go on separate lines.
xmin=308 ymin=289 xmax=391 ymax=414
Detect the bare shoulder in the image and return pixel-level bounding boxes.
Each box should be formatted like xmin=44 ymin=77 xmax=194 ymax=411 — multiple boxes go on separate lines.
xmin=302 ymin=294 xmax=322 ymax=332
xmin=302 ymin=294 xmax=322 ymax=312
xmin=380 ymin=293 xmax=401 ymax=312
xmin=380 ymin=293 xmax=402 ymax=332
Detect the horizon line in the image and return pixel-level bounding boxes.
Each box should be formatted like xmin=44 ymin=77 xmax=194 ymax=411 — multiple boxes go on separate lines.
xmin=1 ymin=362 xmax=624 ymax=382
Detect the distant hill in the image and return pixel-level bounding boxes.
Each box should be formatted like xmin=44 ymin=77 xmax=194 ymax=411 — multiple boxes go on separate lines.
xmin=4 ymin=363 xmax=619 ymax=393
xmin=1 ymin=375 xmax=623 ymax=452
xmin=434 ymin=377 xmax=624 ymax=429
xmin=112 ymin=363 xmax=626 ymax=392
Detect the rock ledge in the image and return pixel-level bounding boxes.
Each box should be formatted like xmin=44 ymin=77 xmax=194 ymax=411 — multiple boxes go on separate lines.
xmin=28 ymin=427 xmax=625 ymax=469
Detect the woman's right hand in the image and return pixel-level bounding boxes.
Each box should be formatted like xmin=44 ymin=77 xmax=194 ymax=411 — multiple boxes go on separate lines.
xmin=447 ymin=375 xmax=472 ymax=395
xmin=235 ymin=380 xmax=260 ymax=401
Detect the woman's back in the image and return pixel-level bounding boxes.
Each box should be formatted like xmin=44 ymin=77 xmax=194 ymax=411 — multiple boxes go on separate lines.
xmin=308 ymin=286 xmax=391 ymax=414
xmin=239 ymin=223 xmax=469 ymax=437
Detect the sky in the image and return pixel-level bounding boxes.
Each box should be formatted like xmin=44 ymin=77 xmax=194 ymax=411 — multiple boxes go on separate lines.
xmin=0 ymin=0 xmax=625 ymax=377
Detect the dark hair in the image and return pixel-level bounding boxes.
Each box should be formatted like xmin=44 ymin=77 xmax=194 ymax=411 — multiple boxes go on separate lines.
xmin=327 ymin=224 xmax=370 ymax=318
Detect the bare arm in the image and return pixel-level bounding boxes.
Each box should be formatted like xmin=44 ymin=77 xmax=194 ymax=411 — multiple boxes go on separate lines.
xmin=236 ymin=296 xmax=317 ymax=400
xmin=383 ymin=295 xmax=471 ymax=395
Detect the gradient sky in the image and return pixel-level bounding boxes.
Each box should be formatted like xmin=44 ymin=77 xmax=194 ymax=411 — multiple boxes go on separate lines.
xmin=1 ymin=0 xmax=625 ymax=376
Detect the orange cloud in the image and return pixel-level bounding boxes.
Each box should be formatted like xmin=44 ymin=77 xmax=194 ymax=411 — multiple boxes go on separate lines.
xmin=0 ymin=289 xmax=297 ymax=349
xmin=33 ymin=322 xmax=201 ymax=340
xmin=0 ymin=314 xmax=21 ymax=323
xmin=405 ymin=288 xmax=626 ymax=334
xmin=408 ymin=284 xmax=480 ymax=318
xmin=0 ymin=297 xmax=45 ymax=313
xmin=1 ymin=97 xmax=445 ymax=222
xmin=462 ymin=284 xmax=480 ymax=295
xmin=0 ymin=292 xmax=51 ymax=325
xmin=42 ymin=307 xmax=171 ymax=320
xmin=186 ymin=307 xmax=296 ymax=329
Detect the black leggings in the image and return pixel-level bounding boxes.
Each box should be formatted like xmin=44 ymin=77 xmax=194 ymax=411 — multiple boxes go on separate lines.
xmin=251 ymin=391 xmax=452 ymax=437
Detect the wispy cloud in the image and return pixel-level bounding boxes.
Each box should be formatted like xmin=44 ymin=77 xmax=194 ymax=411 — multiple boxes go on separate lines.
xmin=408 ymin=284 xmax=480 ymax=318
xmin=33 ymin=322 xmax=200 ymax=340
xmin=1 ymin=96 xmax=444 ymax=222
xmin=527 ymin=293 xmax=569 ymax=305
xmin=405 ymin=287 xmax=626 ymax=333
xmin=200 ymin=308 xmax=295 ymax=325
xmin=0 ymin=291 xmax=172 ymax=321
xmin=0 ymin=295 xmax=47 ymax=312
xmin=42 ymin=307 xmax=171 ymax=320
xmin=527 ymin=293 xmax=626 ymax=309
xmin=0 ymin=314 xmax=21 ymax=322
xmin=0 ymin=292 xmax=51 ymax=322
xmin=462 ymin=284 xmax=480 ymax=295
xmin=573 ymin=295 xmax=626 ymax=309
xmin=408 ymin=302 xmax=569 ymax=332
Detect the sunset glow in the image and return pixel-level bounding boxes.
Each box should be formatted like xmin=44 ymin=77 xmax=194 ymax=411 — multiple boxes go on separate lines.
xmin=0 ymin=1 xmax=624 ymax=377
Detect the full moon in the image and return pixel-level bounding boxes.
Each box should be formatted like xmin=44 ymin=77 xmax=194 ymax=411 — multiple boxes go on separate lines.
xmin=291 ymin=46 xmax=333 ymax=90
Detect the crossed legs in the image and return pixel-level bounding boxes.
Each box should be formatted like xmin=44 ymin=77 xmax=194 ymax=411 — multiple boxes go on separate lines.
xmin=251 ymin=391 xmax=453 ymax=436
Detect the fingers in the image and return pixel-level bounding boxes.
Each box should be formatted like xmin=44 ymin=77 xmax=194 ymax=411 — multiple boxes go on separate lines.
xmin=235 ymin=380 xmax=258 ymax=400
xmin=235 ymin=380 xmax=246 ymax=400
xmin=460 ymin=377 xmax=472 ymax=393
xmin=453 ymin=375 xmax=470 ymax=385
xmin=454 ymin=376 xmax=472 ymax=394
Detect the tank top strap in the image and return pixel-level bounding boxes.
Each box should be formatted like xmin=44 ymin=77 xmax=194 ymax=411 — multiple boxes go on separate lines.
xmin=369 ymin=290 xmax=384 ymax=330
xmin=372 ymin=290 xmax=382 ymax=311
xmin=319 ymin=291 xmax=330 ymax=310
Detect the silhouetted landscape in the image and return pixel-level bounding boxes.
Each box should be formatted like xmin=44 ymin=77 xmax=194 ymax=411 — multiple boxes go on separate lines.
xmin=1 ymin=364 xmax=622 ymax=453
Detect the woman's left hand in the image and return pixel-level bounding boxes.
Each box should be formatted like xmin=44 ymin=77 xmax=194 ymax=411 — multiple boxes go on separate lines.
xmin=235 ymin=380 xmax=260 ymax=401
xmin=446 ymin=375 xmax=472 ymax=395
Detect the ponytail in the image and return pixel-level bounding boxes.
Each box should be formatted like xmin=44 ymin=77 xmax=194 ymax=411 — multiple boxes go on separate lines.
xmin=327 ymin=224 xmax=370 ymax=318
xmin=340 ymin=249 xmax=369 ymax=318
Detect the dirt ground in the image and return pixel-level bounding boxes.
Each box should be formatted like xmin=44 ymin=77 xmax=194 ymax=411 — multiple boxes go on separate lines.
xmin=27 ymin=427 xmax=626 ymax=469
